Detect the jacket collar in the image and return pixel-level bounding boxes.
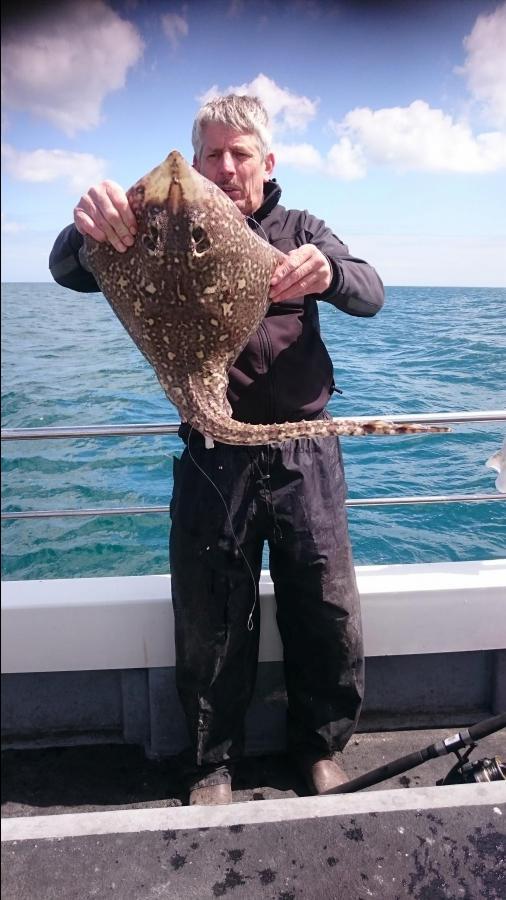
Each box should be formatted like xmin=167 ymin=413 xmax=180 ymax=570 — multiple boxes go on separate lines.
xmin=249 ymin=179 xmax=282 ymax=225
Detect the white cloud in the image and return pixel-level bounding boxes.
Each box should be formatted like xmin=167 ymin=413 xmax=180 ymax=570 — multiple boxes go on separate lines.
xmin=2 ymin=144 xmax=107 ymax=194
xmin=161 ymin=12 xmax=189 ymax=49
xmin=200 ymin=69 xmax=505 ymax=180
xmin=1 ymin=0 xmax=144 ymax=136
xmin=1 ymin=212 xmax=26 ymax=234
xmin=200 ymin=73 xmax=318 ymax=134
xmin=275 ymin=99 xmax=506 ymax=179
xmin=274 ymin=138 xmax=366 ymax=181
xmin=460 ymin=3 xmax=506 ymax=127
xmin=273 ymin=142 xmax=323 ymax=169
xmin=333 ymin=100 xmax=506 ymax=174
xmin=325 ymin=138 xmax=367 ymax=180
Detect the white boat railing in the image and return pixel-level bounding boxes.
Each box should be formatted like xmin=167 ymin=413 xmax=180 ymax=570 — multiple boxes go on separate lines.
xmin=1 ymin=409 xmax=505 ymax=520
xmin=3 ymin=560 xmax=506 ymax=673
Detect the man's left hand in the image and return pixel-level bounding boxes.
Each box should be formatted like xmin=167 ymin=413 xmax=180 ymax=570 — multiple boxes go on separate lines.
xmin=269 ymin=245 xmax=332 ymax=303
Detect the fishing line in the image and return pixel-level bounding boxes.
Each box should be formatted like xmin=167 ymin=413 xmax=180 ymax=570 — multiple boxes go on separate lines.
xmin=245 ymin=216 xmax=270 ymax=245
xmin=186 ymin=426 xmax=259 ymax=631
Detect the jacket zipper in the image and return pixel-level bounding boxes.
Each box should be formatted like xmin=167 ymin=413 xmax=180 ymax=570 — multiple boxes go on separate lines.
xmin=257 ymin=322 xmax=275 ymax=423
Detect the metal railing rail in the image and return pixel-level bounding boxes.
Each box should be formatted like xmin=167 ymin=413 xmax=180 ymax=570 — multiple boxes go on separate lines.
xmin=1 ymin=493 xmax=504 ymax=521
xmin=1 ymin=410 xmax=505 ymax=520
xmin=1 ymin=409 xmax=505 ymax=442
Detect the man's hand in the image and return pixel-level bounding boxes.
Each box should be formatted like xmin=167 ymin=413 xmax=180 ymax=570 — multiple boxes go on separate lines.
xmin=269 ymin=245 xmax=333 ymax=303
xmin=74 ymin=181 xmax=137 ymax=253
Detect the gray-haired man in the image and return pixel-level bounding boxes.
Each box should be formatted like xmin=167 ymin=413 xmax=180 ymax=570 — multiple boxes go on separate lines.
xmin=50 ymin=95 xmax=384 ymax=805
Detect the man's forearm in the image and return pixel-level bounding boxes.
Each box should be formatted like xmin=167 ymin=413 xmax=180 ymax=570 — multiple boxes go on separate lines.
xmin=320 ymin=253 xmax=385 ymax=317
xmin=49 ymin=224 xmax=100 ymax=293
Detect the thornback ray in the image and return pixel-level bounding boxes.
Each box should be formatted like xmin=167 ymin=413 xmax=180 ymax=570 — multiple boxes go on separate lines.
xmin=83 ymin=151 xmax=449 ymax=445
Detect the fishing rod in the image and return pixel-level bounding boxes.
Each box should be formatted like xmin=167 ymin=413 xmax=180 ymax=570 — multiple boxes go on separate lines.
xmin=326 ymin=712 xmax=506 ymax=795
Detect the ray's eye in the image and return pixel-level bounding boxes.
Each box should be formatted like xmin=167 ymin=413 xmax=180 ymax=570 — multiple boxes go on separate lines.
xmin=142 ymin=223 xmax=161 ymax=254
xmin=192 ymin=226 xmax=211 ymax=255
xmin=142 ymin=233 xmax=157 ymax=253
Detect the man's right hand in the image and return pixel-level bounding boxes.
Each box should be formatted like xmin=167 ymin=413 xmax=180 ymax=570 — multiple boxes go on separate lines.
xmin=73 ymin=181 xmax=138 ymax=253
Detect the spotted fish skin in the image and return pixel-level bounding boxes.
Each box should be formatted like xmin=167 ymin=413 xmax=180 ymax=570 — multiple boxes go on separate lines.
xmin=83 ymin=151 xmax=448 ymax=443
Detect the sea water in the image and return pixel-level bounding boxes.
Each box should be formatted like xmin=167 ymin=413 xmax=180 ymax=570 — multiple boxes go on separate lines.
xmin=1 ymin=282 xmax=505 ymax=580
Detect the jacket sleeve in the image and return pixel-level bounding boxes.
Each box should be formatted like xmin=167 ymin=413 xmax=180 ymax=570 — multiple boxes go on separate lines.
xmin=302 ymin=212 xmax=384 ymax=317
xmin=49 ymin=224 xmax=100 ymax=293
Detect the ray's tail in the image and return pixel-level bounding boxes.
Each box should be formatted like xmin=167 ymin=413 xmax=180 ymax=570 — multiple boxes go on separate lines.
xmin=187 ymin=412 xmax=450 ymax=446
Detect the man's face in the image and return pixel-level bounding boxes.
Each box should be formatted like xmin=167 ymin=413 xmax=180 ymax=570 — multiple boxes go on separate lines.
xmin=193 ymin=123 xmax=275 ymax=216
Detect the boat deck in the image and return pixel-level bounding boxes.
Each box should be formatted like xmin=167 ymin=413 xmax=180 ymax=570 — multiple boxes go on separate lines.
xmin=2 ymin=727 xmax=505 ymax=899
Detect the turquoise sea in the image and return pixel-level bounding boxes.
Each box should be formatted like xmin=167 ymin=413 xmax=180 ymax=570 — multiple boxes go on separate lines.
xmin=1 ymin=282 xmax=505 ymax=580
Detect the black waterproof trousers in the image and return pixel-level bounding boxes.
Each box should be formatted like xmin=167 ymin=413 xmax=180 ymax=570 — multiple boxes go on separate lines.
xmin=169 ymin=423 xmax=364 ymax=790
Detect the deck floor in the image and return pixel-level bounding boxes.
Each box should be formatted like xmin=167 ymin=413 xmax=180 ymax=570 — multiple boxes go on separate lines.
xmin=2 ymin=728 xmax=505 ymax=899
xmin=2 ymin=727 xmax=505 ymax=815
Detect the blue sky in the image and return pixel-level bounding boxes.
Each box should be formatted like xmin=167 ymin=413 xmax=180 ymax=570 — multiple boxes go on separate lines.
xmin=2 ymin=0 xmax=505 ymax=285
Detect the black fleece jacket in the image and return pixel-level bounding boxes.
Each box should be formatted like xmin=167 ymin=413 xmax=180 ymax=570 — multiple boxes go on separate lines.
xmin=49 ymin=179 xmax=384 ymax=424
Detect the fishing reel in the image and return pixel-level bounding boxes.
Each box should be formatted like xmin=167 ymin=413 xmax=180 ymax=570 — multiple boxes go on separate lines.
xmin=328 ymin=713 xmax=506 ymax=795
xmin=438 ymin=741 xmax=506 ymax=786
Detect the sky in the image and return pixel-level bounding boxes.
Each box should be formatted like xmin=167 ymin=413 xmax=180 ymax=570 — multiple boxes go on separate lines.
xmin=1 ymin=0 xmax=505 ymax=286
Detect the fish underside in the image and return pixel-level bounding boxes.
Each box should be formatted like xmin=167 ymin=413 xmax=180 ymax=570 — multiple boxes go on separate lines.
xmin=83 ymin=151 xmax=448 ymax=445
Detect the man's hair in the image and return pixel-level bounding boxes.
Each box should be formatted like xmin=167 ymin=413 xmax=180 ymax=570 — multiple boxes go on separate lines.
xmin=192 ymin=94 xmax=272 ymax=160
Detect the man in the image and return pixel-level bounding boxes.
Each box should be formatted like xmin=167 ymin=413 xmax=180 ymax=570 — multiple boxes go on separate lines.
xmin=49 ymin=95 xmax=384 ymax=806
